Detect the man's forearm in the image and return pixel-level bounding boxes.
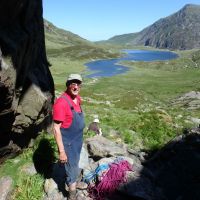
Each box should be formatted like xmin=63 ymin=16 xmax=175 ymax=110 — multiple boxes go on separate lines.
xmin=53 ymin=124 xmax=65 ymax=153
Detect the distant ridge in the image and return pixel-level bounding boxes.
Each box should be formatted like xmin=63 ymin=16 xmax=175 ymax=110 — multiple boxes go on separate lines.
xmin=105 ymin=4 xmax=200 ymax=50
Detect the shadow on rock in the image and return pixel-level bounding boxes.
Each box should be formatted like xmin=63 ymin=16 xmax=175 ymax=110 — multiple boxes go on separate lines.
xmin=114 ymin=127 xmax=200 ymax=200
xmin=33 ymin=138 xmax=55 ymax=178
xmin=51 ymin=162 xmax=68 ymax=196
xmin=145 ymin=130 xmax=200 ymax=200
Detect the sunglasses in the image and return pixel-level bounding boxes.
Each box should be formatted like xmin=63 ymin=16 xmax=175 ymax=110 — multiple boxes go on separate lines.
xmin=70 ymin=82 xmax=82 ymax=87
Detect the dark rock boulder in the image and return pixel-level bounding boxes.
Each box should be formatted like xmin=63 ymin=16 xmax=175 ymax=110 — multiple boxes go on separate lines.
xmin=0 ymin=0 xmax=54 ymax=153
xmin=143 ymin=127 xmax=200 ymax=200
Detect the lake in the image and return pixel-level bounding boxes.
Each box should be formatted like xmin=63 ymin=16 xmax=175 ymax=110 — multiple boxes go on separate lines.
xmin=85 ymin=50 xmax=178 ymax=78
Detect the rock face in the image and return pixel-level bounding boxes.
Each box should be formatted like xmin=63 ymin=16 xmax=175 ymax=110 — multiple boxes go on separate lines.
xmin=134 ymin=4 xmax=200 ymax=50
xmin=0 ymin=0 xmax=54 ymax=151
xmin=144 ymin=127 xmax=200 ymax=200
xmin=86 ymin=136 xmax=128 ymax=158
xmin=108 ymin=4 xmax=200 ymax=50
xmin=171 ymin=91 xmax=200 ymax=110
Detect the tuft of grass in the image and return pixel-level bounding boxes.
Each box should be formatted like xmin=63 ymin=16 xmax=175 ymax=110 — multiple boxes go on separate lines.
xmin=11 ymin=174 xmax=44 ymax=200
xmin=84 ymin=130 xmax=96 ymax=139
xmin=134 ymin=110 xmax=176 ymax=150
xmin=0 ymin=149 xmax=33 ymax=185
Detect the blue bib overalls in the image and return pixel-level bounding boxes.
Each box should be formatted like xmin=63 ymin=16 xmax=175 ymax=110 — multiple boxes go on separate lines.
xmin=60 ymin=96 xmax=85 ymax=185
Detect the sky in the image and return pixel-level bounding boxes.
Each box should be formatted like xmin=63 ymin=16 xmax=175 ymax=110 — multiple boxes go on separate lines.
xmin=42 ymin=0 xmax=200 ymax=41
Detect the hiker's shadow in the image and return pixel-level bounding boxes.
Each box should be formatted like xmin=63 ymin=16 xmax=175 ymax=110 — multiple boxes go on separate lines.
xmin=32 ymin=138 xmax=67 ymax=196
xmin=32 ymin=138 xmax=55 ymax=178
xmin=51 ymin=162 xmax=68 ymax=195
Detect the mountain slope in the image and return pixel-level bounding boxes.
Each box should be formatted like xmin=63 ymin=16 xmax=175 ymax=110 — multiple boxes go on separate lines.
xmin=44 ymin=19 xmax=121 ymax=60
xmin=44 ymin=19 xmax=93 ymax=49
xmin=106 ymin=4 xmax=200 ymax=50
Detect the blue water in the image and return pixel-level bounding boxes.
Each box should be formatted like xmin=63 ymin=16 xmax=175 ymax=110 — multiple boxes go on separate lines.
xmin=85 ymin=50 xmax=178 ymax=78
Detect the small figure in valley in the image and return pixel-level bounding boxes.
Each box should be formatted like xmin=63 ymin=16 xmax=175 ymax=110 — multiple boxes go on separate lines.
xmin=87 ymin=117 xmax=102 ymax=136
xmin=53 ymin=73 xmax=87 ymax=200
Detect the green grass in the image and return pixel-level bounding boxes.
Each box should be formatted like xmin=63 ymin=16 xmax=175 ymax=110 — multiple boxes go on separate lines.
xmin=11 ymin=174 xmax=44 ymax=200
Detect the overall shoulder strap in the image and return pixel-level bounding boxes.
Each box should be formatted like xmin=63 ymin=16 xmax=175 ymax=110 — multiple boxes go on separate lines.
xmin=60 ymin=95 xmax=74 ymax=110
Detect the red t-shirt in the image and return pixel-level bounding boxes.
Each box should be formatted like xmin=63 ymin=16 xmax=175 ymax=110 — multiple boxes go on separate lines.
xmin=53 ymin=92 xmax=82 ymax=128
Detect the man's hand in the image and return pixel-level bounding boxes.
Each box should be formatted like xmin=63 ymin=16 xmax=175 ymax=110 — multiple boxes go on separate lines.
xmin=59 ymin=151 xmax=67 ymax=163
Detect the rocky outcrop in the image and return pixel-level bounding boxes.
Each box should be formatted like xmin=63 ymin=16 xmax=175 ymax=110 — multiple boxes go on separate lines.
xmin=0 ymin=0 xmax=54 ymax=153
xmin=144 ymin=127 xmax=200 ymax=200
xmin=86 ymin=136 xmax=128 ymax=158
xmin=2 ymin=127 xmax=200 ymax=199
xmin=107 ymin=4 xmax=200 ymax=50
xmin=41 ymin=127 xmax=200 ymax=199
xmin=134 ymin=4 xmax=200 ymax=50
xmin=171 ymin=91 xmax=200 ymax=110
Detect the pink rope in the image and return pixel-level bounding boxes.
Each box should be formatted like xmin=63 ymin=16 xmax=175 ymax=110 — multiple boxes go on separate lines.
xmin=88 ymin=160 xmax=133 ymax=200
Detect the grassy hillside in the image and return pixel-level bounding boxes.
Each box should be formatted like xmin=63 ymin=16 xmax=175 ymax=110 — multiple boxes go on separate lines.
xmin=44 ymin=19 xmax=92 ymax=48
xmin=44 ymin=19 xmax=121 ymax=60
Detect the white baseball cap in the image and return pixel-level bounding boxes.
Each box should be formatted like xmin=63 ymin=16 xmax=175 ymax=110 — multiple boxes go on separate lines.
xmin=93 ymin=118 xmax=100 ymax=123
xmin=67 ymin=74 xmax=82 ymax=82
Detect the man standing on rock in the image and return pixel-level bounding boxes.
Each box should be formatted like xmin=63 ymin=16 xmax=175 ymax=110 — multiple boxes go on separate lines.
xmin=53 ymin=74 xmax=87 ymax=199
